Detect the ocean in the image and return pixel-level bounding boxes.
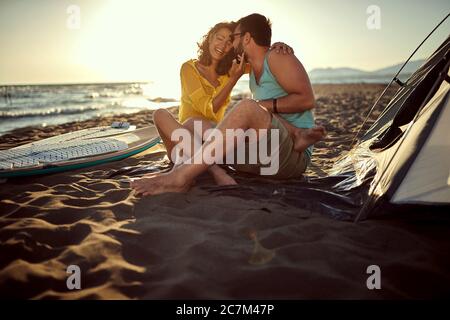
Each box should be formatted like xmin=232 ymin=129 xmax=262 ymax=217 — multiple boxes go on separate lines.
xmin=0 ymin=80 xmax=251 ymax=136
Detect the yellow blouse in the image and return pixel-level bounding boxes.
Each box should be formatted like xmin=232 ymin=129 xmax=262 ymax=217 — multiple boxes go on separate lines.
xmin=179 ymin=59 xmax=231 ymax=124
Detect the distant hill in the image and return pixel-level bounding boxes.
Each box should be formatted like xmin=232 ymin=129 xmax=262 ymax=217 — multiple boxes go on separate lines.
xmin=308 ymin=67 xmax=368 ymax=78
xmin=308 ymin=59 xmax=426 ymax=83
xmin=372 ymin=59 xmax=425 ymax=75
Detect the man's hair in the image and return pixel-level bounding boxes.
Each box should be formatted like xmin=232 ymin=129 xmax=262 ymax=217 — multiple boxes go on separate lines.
xmin=237 ymin=13 xmax=272 ymax=47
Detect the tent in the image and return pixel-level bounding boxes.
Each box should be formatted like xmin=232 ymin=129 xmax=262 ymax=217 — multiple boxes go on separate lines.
xmin=330 ymin=17 xmax=450 ymax=221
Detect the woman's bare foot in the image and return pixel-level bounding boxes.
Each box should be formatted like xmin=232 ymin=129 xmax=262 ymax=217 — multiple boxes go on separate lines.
xmin=292 ymin=126 xmax=326 ymax=153
xmin=130 ymin=168 xmax=192 ymax=196
xmin=209 ymin=166 xmax=238 ymax=186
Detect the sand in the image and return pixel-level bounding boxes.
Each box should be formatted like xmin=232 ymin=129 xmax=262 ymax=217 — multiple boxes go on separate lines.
xmin=0 ymin=84 xmax=449 ymax=299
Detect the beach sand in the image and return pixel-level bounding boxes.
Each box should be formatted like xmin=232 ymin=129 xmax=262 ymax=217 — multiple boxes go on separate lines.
xmin=1 ymin=84 xmax=449 ymax=299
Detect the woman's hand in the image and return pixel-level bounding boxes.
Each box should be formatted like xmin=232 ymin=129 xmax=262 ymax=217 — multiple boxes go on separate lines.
xmin=270 ymin=42 xmax=294 ymax=54
xmin=229 ymin=54 xmax=246 ymax=81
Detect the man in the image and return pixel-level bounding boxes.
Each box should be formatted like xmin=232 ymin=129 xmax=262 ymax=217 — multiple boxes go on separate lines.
xmin=131 ymin=13 xmax=325 ymax=195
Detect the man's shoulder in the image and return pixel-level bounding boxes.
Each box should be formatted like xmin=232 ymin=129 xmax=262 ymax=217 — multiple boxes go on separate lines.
xmin=267 ymin=50 xmax=300 ymax=70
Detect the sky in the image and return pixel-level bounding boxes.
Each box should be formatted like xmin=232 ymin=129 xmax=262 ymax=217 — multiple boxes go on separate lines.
xmin=0 ymin=0 xmax=449 ymax=86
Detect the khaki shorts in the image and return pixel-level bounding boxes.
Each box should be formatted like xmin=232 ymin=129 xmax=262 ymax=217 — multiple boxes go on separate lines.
xmin=230 ymin=116 xmax=309 ymax=179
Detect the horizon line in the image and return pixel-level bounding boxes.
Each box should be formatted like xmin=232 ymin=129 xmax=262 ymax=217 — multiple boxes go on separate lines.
xmin=0 ymin=57 xmax=428 ymax=86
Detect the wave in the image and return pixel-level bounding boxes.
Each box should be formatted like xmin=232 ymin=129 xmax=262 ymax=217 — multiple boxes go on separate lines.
xmin=1 ymin=83 xmax=145 ymax=100
xmin=0 ymin=92 xmax=45 ymax=99
xmin=84 ymin=92 xmax=122 ymax=99
xmin=84 ymin=88 xmax=144 ymax=99
xmin=148 ymin=97 xmax=178 ymax=103
xmin=0 ymin=105 xmax=111 ymax=119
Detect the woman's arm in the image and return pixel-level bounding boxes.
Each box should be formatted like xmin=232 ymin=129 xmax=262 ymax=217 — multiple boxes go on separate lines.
xmin=270 ymin=42 xmax=294 ymax=54
xmin=211 ymin=54 xmax=246 ymax=113
xmin=181 ymin=63 xmax=217 ymax=120
xmin=211 ymin=77 xmax=238 ymax=113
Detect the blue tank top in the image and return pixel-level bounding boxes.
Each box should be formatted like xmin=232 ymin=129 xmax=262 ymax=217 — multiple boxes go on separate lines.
xmin=249 ymin=51 xmax=314 ymax=158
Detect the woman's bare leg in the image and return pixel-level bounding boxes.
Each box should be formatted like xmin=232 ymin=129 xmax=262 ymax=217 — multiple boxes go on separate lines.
xmin=152 ymin=110 xmax=236 ymax=185
xmin=152 ymin=109 xmax=184 ymax=160
xmin=182 ymin=117 xmax=237 ymax=186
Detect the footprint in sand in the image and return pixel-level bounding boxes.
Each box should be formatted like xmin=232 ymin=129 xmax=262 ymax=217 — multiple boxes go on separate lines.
xmin=248 ymin=230 xmax=275 ymax=265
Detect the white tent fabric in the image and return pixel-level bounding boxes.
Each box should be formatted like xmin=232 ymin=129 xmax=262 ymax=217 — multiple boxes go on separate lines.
xmin=392 ymin=79 xmax=450 ymax=204
xmin=329 ymin=34 xmax=450 ymax=220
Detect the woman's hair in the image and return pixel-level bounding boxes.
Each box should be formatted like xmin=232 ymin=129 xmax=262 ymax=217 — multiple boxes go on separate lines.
xmin=197 ymin=22 xmax=236 ymax=76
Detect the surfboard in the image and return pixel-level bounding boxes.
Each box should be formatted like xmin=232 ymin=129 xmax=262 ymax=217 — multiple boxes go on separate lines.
xmin=0 ymin=124 xmax=161 ymax=178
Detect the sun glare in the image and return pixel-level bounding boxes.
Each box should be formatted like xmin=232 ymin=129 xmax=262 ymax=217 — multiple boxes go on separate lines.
xmin=73 ymin=0 xmax=284 ymax=94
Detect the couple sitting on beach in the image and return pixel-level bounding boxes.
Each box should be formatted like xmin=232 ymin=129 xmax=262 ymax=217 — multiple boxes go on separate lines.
xmin=131 ymin=13 xmax=325 ymax=196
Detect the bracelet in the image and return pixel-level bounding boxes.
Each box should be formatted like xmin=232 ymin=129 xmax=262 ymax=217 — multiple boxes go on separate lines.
xmin=272 ymin=98 xmax=278 ymax=113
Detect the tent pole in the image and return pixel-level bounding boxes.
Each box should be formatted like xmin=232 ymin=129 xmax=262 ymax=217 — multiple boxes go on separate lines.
xmin=354 ymin=58 xmax=450 ymax=222
xmin=350 ymin=12 xmax=450 ymax=149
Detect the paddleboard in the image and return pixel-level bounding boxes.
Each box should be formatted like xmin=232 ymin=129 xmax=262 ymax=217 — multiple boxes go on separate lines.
xmin=0 ymin=124 xmax=161 ymax=178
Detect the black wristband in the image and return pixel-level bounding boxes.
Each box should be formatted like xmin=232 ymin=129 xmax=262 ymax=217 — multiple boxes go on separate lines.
xmin=273 ymin=98 xmax=278 ymax=113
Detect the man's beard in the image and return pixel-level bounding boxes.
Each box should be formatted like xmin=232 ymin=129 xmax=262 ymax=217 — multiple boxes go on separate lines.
xmin=235 ymin=40 xmax=246 ymax=61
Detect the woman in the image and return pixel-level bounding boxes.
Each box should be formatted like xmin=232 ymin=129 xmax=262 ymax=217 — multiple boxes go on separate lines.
xmin=151 ymin=21 xmax=292 ymax=186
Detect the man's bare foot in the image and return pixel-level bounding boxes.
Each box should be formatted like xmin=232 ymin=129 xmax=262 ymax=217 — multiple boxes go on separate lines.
xmin=210 ymin=166 xmax=238 ymax=186
xmin=292 ymin=126 xmax=326 ymax=153
xmin=130 ymin=169 xmax=192 ymax=196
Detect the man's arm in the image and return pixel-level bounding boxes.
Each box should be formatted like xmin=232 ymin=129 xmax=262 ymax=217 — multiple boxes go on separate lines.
xmin=257 ymin=51 xmax=315 ymax=113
